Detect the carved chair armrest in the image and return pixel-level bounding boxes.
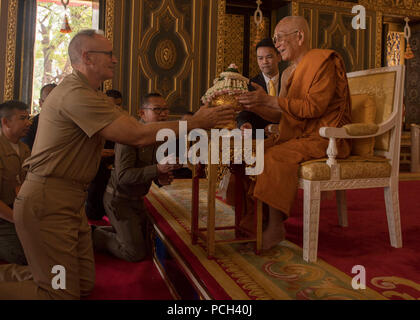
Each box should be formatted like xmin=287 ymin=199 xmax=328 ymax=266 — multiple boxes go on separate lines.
xmin=319 ymin=118 xmax=393 ymax=167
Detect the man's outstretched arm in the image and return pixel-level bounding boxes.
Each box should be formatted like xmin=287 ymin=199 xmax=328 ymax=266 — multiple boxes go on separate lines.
xmin=99 ymin=104 xmax=234 ymax=148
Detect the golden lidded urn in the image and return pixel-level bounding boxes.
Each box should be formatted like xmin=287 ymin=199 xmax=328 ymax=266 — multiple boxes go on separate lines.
xmin=201 ymin=63 xmax=249 ymax=130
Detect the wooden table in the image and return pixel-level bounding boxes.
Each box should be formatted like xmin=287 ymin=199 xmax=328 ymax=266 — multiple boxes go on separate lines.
xmin=190 ymin=142 xmax=262 ymax=258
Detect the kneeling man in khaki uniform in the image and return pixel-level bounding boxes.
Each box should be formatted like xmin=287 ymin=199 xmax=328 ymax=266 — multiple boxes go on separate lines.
xmin=0 ymin=101 xmax=31 ymax=265
xmin=93 ymin=93 xmax=180 ymax=261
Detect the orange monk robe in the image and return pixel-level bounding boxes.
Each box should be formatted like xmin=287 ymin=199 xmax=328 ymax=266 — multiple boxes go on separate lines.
xmin=253 ymin=49 xmax=352 ymax=216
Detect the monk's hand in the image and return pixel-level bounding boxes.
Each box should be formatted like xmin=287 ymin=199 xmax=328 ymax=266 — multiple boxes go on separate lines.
xmin=240 ymin=122 xmax=252 ymax=131
xmin=264 ymin=124 xmax=279 ymax=137
xmin=191 ymin=103 xmax=235 ymax=129
xmin=240 ymin=122 xmax=253 ymax=138
xmin=237 ymin=82 xmax=277 ymax=110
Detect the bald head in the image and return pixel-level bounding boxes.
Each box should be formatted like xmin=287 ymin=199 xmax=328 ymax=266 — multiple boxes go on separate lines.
xmin=275 ymin=16 xmax=310 ymax=48
xmin=68 ymin=29 xmax=105 ymax=66
xmin=273 ymin=16 xmax=310 ymax=64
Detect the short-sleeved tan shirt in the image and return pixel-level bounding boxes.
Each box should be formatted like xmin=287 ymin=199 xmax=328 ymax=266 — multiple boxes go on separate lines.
xmin=0 ymin=133 xmax=30 ymax=206
xmin=23 ymin=70 xmax=123 ymax=184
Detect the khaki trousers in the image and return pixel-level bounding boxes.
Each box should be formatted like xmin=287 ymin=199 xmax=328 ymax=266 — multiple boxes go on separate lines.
xmin=0 ymin=173 xmax=95 ymax=300
xmin=93 ymin=191 xmax=147 ymax=262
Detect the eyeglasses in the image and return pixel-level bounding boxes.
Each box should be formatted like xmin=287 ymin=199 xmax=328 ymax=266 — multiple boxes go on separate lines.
xmin=87 ymin=50 xmax=114 ymax=58
xmin=142 ymin=107 xmax=170 ymax=114
xmin=272 ymin=30 xmax=299 ymax=44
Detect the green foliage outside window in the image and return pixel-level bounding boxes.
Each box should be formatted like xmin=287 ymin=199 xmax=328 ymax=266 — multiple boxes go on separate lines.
xmin=32 ymin=1 xmax=93 ymax=114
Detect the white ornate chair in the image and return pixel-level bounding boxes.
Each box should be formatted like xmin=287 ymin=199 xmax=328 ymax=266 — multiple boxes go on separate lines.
xmin=298 ymin=65 xmax=405 ymax=262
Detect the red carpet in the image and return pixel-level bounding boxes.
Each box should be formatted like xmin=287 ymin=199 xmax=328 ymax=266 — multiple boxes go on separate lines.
xmin=287 ymin=180 xmax=420 ymax=299
xmin=86 ymin=217 xmax=173 ymax=300
xmin=0 ymin=247 xmax=173 ymax=300
xmin=86 ymin=253 xmax=173 ymax=300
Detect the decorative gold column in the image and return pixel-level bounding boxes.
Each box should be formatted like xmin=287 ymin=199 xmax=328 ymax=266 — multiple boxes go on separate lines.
xmin=104 ymin=0 xmax=115 ymax=91
xmin=376 ymin=11 xmax=383 ymax=68
xmin=4 ymin=0 xmax=18 ymax=100
xmin=292 ymin=1 xmax=299 ymax=16
xmin=215 ymin=0 xmax=226 ymax=75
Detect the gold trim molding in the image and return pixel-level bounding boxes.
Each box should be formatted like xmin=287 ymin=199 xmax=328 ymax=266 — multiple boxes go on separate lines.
xmin=376 ymin=11 xmax=383 ymax=68
xmin=104 ymin=0 xmax=115 ymax=91
xmin=4 ymin=0 xmax=18 ymax=100
xmin=292 ymin=1 xmax=299 ymax=16
xmin=216 ymin=0 xmax=226 ymax=75
xmin=293 ymin=0 xmax=420 ymax=17
xmin=293 ymin=0 xmax=383 ymax=68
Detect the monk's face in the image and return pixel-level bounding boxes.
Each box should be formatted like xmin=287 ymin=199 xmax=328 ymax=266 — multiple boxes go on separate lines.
xmin=273 ymin=20 xmax=302 ymax=62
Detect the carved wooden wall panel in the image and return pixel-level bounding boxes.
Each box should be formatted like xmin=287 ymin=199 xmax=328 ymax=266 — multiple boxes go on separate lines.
xmin=1 ymin=0 xmax=18 ymax=102
xmin=115 ymin=0 xmax=218 ymax=117
xmin=296 ymin=2 xmax=380 ymax=72
xmin=224 ymin=14 xmax=245 ymax=73
xmin=0 ymin=0 xmax=5 ymax=102
xmin=405 ymin=25 xmax=420 ymax=125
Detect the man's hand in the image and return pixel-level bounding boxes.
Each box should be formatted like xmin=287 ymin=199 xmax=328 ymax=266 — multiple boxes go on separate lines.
xmin=158 ymin=172 xmax=174 ymax=186
xmin=190 ymin=103 xmax=235 ymax=129
xmin=101 ymin=149 xmax=114 ymax=158
xmin=157 ymin=163 xmax=182 ymax=174
xmin=237 ymin=82 xmax=278 ymax=110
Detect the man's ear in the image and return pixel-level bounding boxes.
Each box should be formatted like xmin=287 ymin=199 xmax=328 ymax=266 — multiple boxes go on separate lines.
xmin=1 ymin=117 xmax=9 ymax=129
xmin=81 ymin=51 xmax=92 ymax=65
xmin=298 ymin=31 xmax=305 ymax=46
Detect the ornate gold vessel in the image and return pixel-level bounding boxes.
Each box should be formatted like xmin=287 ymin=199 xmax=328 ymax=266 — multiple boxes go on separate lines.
xmin=202 ymin=63 xmax=249 ymax=130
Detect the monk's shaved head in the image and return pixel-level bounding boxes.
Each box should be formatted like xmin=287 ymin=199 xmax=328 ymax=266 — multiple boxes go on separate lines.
xmin=68 ymin=29 xmax=105 ymax=66
xmin=276 ymin=16 xmax=310 ymax=47
xmin=273 ymin=16 xmax=311 ymax=64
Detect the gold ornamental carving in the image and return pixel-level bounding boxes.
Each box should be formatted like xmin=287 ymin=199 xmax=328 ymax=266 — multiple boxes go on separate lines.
xmin=216 ymin=0 xmax=226 ymax=75
xmin=223 ymin=14 xmax=245 ymax=73
xmin=4 ymin=0 xmax=18 ymax=100
xmin=104 ymin=0 xmax=115 ymax=92
xmin=293 ymin=1 xmax=382 ymax=70
xmin=293 ymin=0 xmax=420 ymax=17
xmin=155 ymin=39 xmax=177 ymax=70
xmin=292 ymin=1 xmax=299 ymax=16
xmin=376 ymin=12 xmax=383 ymax=68
xmin=249 ymin=16 xmax=270 ymax=77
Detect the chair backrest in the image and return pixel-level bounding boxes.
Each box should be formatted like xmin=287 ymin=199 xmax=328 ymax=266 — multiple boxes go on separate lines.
xmin=346 ymin=66 xmax=405 ymax=175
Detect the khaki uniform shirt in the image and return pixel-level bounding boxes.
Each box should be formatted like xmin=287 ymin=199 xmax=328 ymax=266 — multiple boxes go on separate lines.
xmin=0 ymin=132 xmax=30 ymax=206
xmin=107 ymin=120 xmax=159 ymax=199
xmin=23 ymin=70 xmax=123 ymax=184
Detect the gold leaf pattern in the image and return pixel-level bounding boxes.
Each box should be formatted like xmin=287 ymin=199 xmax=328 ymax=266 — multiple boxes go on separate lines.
xmin=223 ymin=14 xmax=244 ymax=73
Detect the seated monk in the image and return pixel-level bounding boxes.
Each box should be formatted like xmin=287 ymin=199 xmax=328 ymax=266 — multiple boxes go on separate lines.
xmin=237 ymin=16 xmax=352 ymax=250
